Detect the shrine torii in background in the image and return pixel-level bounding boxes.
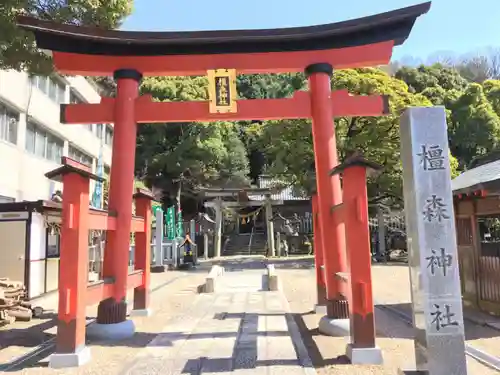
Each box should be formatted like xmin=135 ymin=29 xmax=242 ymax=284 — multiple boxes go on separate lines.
xmin=201 ymin=187 xmax=284 ymax=258
xmin=18 ymin=2 xmax=430 ymax=367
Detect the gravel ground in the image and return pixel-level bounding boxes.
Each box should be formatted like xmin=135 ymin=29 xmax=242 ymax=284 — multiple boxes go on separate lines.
xmin=3 ymin=267 xmax=208 ymax=374
xmin=4 ymin=257 xmax=500 ymax=375
xmin=0 ymin=271 xmax=193 ymax=364
xmin=372 ymin=263 xmax=500 ymax=359
xmin=274 ymin=257 xmax=500 ymax=375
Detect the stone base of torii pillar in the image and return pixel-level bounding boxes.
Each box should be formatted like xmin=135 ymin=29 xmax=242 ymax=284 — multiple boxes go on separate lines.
xmin=318 ymin=316 xmax=351 ymax=337
xmin=86 ymin=319 xmax=136 ymax=341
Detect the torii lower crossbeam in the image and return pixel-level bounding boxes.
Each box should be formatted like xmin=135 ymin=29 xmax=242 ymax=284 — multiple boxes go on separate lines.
xmin=60 ymin=90 xmax=389 ymax=124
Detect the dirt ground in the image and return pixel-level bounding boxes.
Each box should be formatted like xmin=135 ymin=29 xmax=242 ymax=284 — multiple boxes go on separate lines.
xmin=0 ymin=268 xmax=208 ymax=373
xmin=275 ymin=257 xmax=500 ymax=375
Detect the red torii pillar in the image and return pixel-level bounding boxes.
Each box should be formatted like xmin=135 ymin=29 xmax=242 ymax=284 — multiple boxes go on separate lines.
xmin=132 ymin=188 xmax=154 ymax=315
xmin=330 ymin=155 xmax=383 ymax=364
xmin=312 ymin=191 xmax=327 ymax=310
xmin=44 ymin=157 xmax=154 ymax=367
xmin=45 ymin=158 xmax=96 ymax=368
xmin=307 ymin=63 xmax=349 ymax=325
xmin=96 ymin=69 xmax=142 ymax=334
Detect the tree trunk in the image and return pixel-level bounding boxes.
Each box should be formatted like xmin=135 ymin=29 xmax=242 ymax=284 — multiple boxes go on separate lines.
xmin=173 ymin=180 xmax=182 ymax=213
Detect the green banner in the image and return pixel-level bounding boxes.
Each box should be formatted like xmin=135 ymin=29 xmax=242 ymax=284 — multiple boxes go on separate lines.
xmin=166 ymin=206 xmax=176 ymax=240
xmin=176 ymin=211 xmax=184 ymax=238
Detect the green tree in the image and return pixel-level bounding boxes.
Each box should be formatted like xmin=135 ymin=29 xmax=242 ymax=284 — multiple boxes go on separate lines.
xmin=254 ymin=68 xmax=459 ymax=206
xmin=395 ymin=64 xmax=469 ymax=104
xmin=483 ymin=79 xmax=500 ymax=116
xmin=237 ymin=73 xmax=305 ymax=99
xmin=395 ymin=64 xmax=500 ymax=169
xmin=135 ymin=76 xmax=250 ymax=210
xmin=3 ymin=1 xmax=132 ymax=73
xmin=235 ymin=73 xmax=306 ymax=182
xmin=447 ymin=83 xmax=500 ymax=168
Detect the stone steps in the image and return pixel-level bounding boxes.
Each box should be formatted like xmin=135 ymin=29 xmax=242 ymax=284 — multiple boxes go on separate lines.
xmin=223 ymin=234 xmax=268 ymax=256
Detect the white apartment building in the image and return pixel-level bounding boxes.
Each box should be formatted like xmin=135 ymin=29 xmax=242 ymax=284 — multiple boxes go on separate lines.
xmin=0 ymin=70 xmax=113 ymax=202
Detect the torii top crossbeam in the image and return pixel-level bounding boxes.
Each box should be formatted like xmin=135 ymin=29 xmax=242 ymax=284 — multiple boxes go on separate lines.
xmin=17 ymin=3 xmax=430 ymax=125
xmin=18 ymin=2 xmax=430 ymax=76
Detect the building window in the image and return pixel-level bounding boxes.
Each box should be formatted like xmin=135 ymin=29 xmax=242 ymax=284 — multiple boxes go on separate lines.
xmin=69 ymin=90 xmax=83 ymax=104
xmin=95 ymin=123 xmax=104 ymax=139
xmin=69 ymin=145 xmax=93 ymax=167
xmin=0 ymin=103 xmax=18 ymax=144
xmin=25 ymin=121 xmax=64 ymax=163
xmin=30 ymin=75 xmax=66 ymax=104
xmin=47 ymin=134 xmax=63 ymax=162
xmin=47 ymin=231 xmax=60 ymax=258
xmin=105 ymin=125 xmax=113 ymax=146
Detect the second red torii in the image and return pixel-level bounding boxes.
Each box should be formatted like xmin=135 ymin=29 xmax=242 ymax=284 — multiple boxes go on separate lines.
xmin=60 ymin=90 xmax=389 ymax=124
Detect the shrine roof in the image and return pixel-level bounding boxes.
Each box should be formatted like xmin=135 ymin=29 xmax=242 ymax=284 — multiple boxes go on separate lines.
xmin=199 ymin=187 xmax=276 ymax=198
xmin=452 ymin=159 xmax=500 ymax=195
xmin=0 ymin=200 xmax=61 ymax=214
xmin=17 ymin=2 xmax=430 ymax=56
xmin=249 ymin=176 xmax=309 ymax=201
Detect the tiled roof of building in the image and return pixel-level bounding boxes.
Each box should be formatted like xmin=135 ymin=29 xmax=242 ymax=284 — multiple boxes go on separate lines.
xmin=248 ymin=176 xmax=309 ymax=201
xmin=452 ymin=159 xmax=500 ymax=194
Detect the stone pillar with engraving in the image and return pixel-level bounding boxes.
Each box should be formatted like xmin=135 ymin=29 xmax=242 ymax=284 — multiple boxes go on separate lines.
xmin=399 ymin=106 xmax=467 ymax=375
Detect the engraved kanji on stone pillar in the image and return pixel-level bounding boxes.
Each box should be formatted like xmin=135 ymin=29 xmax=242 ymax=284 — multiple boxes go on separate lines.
xmin=399 ymin=106 xmax=467 ymax=375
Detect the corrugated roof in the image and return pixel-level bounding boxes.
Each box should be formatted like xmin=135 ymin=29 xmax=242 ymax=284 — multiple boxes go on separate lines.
xmin=248 ymin=176 xmax=309 ymax=201
xmin=452 ymin=159 xmax=500 ymax=194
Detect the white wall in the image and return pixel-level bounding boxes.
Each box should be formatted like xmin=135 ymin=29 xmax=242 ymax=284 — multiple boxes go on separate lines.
xmin=0 ymin=70 xmax=112 ymax=201
xmin=29 ymin=212 xmax=46 ymax=298
xmin=0 ymin=218 xmax=27 ymax=294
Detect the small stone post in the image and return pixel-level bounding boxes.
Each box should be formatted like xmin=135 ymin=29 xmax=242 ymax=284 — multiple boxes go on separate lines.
xmin=214 ymin=197 xmax=222 ymax=258
xmin=265 ymin=195 xmax=276 ymax=257
xmin=204 ymin=232 xmax=209 ymax=260
xmin=152 ymin=209 xmax=165 ymax=272
xmin=377 ymin=205 xmax=386 ymax=261
xmin=399 ymin=106 xmax=467 ymax=375
xmin=275 ymin=231 xmax=281 ymax=257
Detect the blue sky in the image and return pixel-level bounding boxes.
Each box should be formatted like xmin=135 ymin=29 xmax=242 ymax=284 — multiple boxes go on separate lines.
xmin=122 ymin=0 xmax=500 ymax=63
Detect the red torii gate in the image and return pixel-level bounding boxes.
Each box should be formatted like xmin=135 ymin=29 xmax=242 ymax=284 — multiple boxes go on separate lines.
xmin=18 ymin=2 xmax=430 ymax=367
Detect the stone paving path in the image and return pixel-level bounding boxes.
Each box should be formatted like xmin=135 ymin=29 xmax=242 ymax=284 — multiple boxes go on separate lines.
xmin=122 ymin=269 xmax=316 ymax=375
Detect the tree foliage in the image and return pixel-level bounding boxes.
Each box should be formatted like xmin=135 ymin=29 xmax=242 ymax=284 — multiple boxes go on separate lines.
xmin=253 ymin=68 xmax=456 ymax=206
xmin=2 ymin=1 xmax=132 ymax=74
xmin=395 ymin=64 xmax=500 ymax=169
xmin=447 ymin=84 xmax=500 ymax=168
xmin=395 ymin=64 xmax=468 ymax=102
xmin=134 ymin=77 xmax=250 ymax=209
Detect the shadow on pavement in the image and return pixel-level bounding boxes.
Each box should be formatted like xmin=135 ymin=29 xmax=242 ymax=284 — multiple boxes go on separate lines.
xmin=268 ymin=257 xmax=315 ymax=270
xmin=377 ymin=302 xmax=500 ymax=340
xmin=291 ymin=313 xmax=350 ymax=367
xmin=0 ymin=274 xmax=192 ymax=371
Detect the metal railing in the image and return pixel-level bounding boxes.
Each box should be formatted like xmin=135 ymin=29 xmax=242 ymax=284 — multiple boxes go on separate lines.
xmin=87 ymin=240 xmax=182 ymax=280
